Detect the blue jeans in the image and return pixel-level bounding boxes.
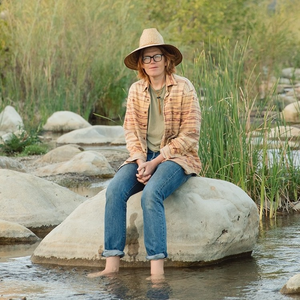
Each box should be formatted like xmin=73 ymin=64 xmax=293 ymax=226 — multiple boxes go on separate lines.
xmin=102 ymin=150 xmax=191 ymax=260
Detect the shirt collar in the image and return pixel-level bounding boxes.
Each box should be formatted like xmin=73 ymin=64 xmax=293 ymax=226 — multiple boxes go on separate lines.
xmin=143 ymin=74 xmax=177 ymax=92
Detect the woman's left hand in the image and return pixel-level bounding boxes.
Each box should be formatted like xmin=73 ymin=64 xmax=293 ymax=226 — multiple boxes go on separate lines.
xmin=136 ymin=154 xmax=164 ymax=185
xmin=136 ymin=161 xmax=156 ymax=185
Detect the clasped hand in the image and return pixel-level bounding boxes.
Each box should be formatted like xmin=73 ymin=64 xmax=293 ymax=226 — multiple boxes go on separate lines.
xmin=136 ymin=161 xmax=156 ymax=185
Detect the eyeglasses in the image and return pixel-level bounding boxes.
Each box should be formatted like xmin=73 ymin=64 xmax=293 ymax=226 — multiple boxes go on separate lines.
xmin=142 ymin=54 xmax=164 ymax=64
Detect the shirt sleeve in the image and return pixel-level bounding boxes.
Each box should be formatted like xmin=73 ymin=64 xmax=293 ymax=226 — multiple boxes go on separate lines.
xmin=160 ymin=83 xmax=201 ymax=159
xmin=123 ymin=84 xmax=147 ymax=163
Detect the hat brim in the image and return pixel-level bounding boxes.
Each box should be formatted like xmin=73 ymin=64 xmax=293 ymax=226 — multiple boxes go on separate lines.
xmin=124 ymin=43 xmax=182 ymax=70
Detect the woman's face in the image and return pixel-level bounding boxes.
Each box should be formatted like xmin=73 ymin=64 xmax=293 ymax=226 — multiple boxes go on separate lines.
xmin=142 ymin=47 xmax=166 ymax=80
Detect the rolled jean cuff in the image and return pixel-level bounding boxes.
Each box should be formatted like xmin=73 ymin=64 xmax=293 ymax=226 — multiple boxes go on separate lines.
xmin=146 ymin=253 xmax=166 ymax=260
xmin=102 ymin=250 xmax=125 ymax=258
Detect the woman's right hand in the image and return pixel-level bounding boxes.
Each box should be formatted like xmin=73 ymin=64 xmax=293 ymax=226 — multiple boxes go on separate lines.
xmin=136 ymin=159 xmax=151 ymax=185
xmin=136 ymin=154 xmax=164 ymax=185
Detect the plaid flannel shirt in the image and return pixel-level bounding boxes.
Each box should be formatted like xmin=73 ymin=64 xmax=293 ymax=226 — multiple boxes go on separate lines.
xmin=123 ymin=73 xmax=201 ymax=175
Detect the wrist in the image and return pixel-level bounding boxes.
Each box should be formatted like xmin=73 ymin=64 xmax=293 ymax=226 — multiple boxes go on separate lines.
xmin=136 ymin=159 xmax=145 ymax=166
xmin=152 ymin=155 xmax=164 ymax=167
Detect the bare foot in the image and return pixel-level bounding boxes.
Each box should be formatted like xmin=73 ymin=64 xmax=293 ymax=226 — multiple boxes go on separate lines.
xmin=87 ymin=256 xmax=120 ymax=278
xmin=87 ymin=269 xmax=117 ymax=278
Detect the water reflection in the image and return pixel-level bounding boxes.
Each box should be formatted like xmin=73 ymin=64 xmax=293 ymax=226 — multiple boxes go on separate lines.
xmin=0 ymin=242 xmax=40 ymax=262
xmin=0 ymin=215 xmax=300 ymax=300
xmin=93 ymin=273 xmax=172 ymax=300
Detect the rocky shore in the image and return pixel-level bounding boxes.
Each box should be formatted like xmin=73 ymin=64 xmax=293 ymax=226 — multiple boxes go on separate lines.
xmin=11 ymin=144 xmax=129 ymax=189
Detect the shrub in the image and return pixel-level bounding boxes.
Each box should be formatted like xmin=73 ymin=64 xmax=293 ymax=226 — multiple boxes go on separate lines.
xmin=0 ymin=129 xmax=42 ymax=155
xmin=22 ymin=144 xmax=48 ymax=156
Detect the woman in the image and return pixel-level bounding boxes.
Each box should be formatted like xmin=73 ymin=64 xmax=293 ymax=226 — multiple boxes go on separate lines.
xmin=88 ymin=28 xmax=201 ymax=278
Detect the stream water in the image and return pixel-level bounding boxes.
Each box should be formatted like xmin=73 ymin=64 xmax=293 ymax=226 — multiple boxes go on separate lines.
xmin=1 ymin=214 xmax=300 ymax=300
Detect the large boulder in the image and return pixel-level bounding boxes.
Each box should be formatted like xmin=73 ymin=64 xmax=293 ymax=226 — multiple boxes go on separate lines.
xmin=31 ymin=177 xmax=259 ymax=268
xmin=43 ymin=111 xmax=91 ymax=132
xmin=0 ymin=169 xmax=86 ymax=234
xmin=56 ymin=125 xmax=125 ymax=145
xmin=0 ymin=105 xmax=24 ymax=135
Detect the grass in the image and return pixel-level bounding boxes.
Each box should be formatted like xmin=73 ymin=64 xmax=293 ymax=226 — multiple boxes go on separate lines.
xmin=192 ymin=41 xmax=300 ymax=219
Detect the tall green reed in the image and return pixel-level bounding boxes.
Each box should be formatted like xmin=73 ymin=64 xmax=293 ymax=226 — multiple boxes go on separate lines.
xmin=0 ymin=0 xmax=142 ymax=129
xmin=1 ymin=0 xmax=300 ymax=131
xmin=192 ymin=41 xmax=300 ymax=219
xmin=193 ymin=42 xmax=253 ymax=187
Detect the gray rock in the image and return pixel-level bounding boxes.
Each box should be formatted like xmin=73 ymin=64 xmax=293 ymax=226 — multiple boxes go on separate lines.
xmin=286 ymin=87 xmax=300 ymax=100
xmin=0 ymin=169 xmax=86 ymax=231
xmin=56 ymin=125 xmax=125 ymax=145
xmin=281 ymin=274 xmax=300 ymax=295
xmin=268 ymin=126 xmax=300 ymax=141
xmin=0 ymin=106 xmax=24 ymax=134
xmin=282 ymin=68 xmax=300 ymax=80
xmin=0 ymin=219 xmax=39 ymax=244
xmin=43 ymin=111 xmax=91 ymax=132
xmin=275 ymin=94 xmax=298 ymax=108
xmin=34 ymin=150 xmax=115 ymax=177
xmin=281 ymin=101 xmax=300 ymax=123
xmin=278 ymin=77 xmax=292 ymax=85
xmin=36 ymin=145 xmax=82 ymax=164
xmin=293 ymin=202 xmax=300 ymax=211
xmin=31 ymin=176 xmax=259 ymax=268
xmin=0 ymin=156 xmax=26 ymax=172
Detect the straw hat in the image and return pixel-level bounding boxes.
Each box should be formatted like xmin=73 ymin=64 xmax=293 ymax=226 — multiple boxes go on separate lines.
xmin=124 ymin=28 xmax=182 ymax=70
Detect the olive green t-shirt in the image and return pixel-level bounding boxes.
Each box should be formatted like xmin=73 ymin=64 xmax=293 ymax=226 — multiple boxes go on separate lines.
xmin=147 ymin=85 xmax=166 ymax=152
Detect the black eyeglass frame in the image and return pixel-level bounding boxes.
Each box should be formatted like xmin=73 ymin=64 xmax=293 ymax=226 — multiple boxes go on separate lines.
xmin=142 ymin=54 xmax=164 ymax=64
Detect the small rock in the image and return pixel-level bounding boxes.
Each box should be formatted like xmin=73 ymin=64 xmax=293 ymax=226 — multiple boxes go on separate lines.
xmin=281 ymin=101 xmax=300 ymax=123
xmin=280 ymin=274 xmax=300 ymax=295
xmin=282 ymin=68 xmax=300 ymax=80
xmin=0 ymin=156 xmax=26 ymax=172
xmin=0 ymin=219 xmax=39 ymax=244
xmin=0 ymin=105 xmax=24 ymax=134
